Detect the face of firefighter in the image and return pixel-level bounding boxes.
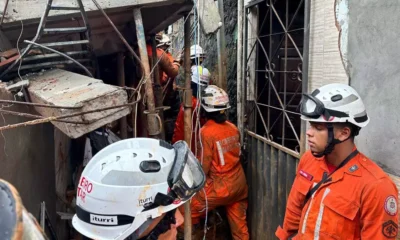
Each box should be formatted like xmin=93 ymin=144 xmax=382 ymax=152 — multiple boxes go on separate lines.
xmin=138 ymin=209 xmax=184 ymax=240
xmin=306 ymin=122 xmax=352 ymax=154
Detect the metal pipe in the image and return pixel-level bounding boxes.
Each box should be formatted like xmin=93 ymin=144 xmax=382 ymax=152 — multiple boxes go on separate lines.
xmin=216 ymin=0 xmax=227 ymax=91
xmin=23 ymin=40 xmax=93 ymax=77
xmin=237 ymin=0 xmax=244 ymax=144
xmin=152 ymin=35 xmax=165 ymax=140
xmin=133 ymin=8 xmax=160 ymax=137
xmin=117 ymin=52 xmax=128 ymax=139
xmin=183 ymin=13 xmax=192 ymax=240
xmin=300 ymin=0 xmax=311 ymax=155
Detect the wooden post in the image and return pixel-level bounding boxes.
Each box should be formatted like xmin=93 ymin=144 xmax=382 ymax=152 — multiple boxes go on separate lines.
xmin=117 ymin=52 xmax=128 ymax=139
xmin=216 ymin=0 xmax=228 ymax=91
xmin=133 ymin=8 xmax=161 ymax=138
xmin=183 ymin=14 xmax=193 ymax=240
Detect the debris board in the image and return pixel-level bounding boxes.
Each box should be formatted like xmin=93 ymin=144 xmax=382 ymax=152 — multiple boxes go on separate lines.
xmin=198 ymin=0 xmax=222 ymax=34
xmin=26 ymin=69 xmax=130 ymax=138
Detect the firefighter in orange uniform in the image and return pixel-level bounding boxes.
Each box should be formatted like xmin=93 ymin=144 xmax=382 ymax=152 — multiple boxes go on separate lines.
xmin=146 ymin=33 xmax=180 ymax=86
xmin=276 ymin=83 xmax=399 ymax=239
xmin=172 ymin=45 xmax=210 ymax=153
xmin=189 ymin=85 xmax=249 ymax=240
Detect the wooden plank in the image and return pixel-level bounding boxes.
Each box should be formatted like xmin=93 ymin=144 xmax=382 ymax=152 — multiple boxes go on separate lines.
xmin=277 ymin=150 xmax=287 ymax=228
xmin=263 ymin=141 xmax=272 ymax=240
xmin=286 ymin=154 xmax=297 ymax=200
xmin=270 ymin=146 xmax=279 ymax=239
xmin=250 ymin=136 xmax=258 ymax=239
xmin=256 ymin=139 xmax=264 ymax=239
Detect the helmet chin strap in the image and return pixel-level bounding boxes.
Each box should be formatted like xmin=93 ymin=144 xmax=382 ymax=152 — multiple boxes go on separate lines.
xmin=311 ymin=123 xmax=351 ymax=158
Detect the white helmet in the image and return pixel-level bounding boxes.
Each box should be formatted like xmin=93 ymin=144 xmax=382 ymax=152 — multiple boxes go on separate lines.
xmin=190 ymin=45 xmax=205 ymax=59
xmin=201 ymin=85 xmax=230 ymax=112
xmin=156 ymin=34 xmax=171 ymax=48
xmin=72 ymin=138 xmax=205 ymax=240
xmin=300 ymin=83 xmax=369 ymax=128
xmin=191 ymin=65 xmax=210 ymax=86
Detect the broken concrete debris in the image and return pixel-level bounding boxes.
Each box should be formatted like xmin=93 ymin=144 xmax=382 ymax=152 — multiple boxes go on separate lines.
xmin=25 ymin=69 xmax=130 ymax=139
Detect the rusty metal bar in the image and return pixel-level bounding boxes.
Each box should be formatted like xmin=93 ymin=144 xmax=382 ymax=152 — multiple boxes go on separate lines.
xmin=151 ymin=36 xmax=166 ymax=140
xmin=247 ymin=20 xmax=300 ymax=145
xmin=0 ymin=99 xmax=83 ymax=109
xmin=267 ymin=2 xmax=272 ymax=136
xmin=255 ymin=103 xmax=270 ymax=138
xmin=23 ymin=51 xmax=89 ymax=62
xmin=183 ymin=13 xmax=193 ymax=240
xmin=270 ymin=3 xmax=303 ymax=60
xmin=23 ymin=40 xmax=93 ymax=77
xmin=133 ymin=8 xmax=160 ymax=137
xmin=282 ymin=0 xmax=289 ymax=146
xmin=117 ymin=52 xmax=128 ymax=139
xmin=247 ymin=130 xmax=300 ymax=157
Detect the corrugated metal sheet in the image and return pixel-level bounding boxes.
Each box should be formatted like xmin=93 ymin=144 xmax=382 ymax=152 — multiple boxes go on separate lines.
xmin=246 ymin=130 xmax=299 ymax=240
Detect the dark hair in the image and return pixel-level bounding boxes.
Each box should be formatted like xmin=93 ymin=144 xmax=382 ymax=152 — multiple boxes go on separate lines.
xmin=205 ymin=111 xmax=227 ymax=124
xmin=334 ymin=122 xmax=361 ymax=139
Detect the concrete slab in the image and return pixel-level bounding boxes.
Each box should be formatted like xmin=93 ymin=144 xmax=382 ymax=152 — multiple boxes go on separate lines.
xmin=25 ymin=69 xmax=130 ymax=138
xmin=0 ymin=0 xmax=187 ymax=24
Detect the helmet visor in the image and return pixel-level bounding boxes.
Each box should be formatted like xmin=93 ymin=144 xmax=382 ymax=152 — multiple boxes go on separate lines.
xmin=168 ymin=141 xmax=205 ymax=201
xmin=300 ymin=93 xmax=325 ymax=119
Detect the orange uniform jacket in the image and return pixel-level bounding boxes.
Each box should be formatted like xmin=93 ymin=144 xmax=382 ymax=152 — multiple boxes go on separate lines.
xmin=146 ymin=45 xmax=179 ymax=86
xmin=276 ymin=149 xmax=399 ymax=240
xmin=184 ymin=119 xmax=249 ymax=240
xmin=172 ymin=96 xmax=205 ymax=153
xmin=199 ymin=120 xmax=248 ymax=202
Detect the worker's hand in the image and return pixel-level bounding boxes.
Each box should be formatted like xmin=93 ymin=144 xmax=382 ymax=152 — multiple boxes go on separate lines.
xmin=175 ymin=52 xmax=183 ymax=62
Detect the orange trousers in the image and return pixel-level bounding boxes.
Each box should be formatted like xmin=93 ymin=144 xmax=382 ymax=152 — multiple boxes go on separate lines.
xmin=183 ymin=182 xmax=249 ymax=240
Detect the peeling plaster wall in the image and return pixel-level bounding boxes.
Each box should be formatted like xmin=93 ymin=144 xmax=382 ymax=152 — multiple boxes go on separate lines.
xmin=348 ymin=1 xmax=400 ymax=177
xmin=308 ymin=0 xmax=349 ymax=92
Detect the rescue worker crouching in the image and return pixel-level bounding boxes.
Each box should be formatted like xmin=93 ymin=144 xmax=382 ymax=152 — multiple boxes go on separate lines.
xmin=172 ymin=44 xmax=210 ymax=153
xmin=182 ymin=85 xmax=249 ymax=240
xmin=276 ymin=83 xmax=399 ymax=239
